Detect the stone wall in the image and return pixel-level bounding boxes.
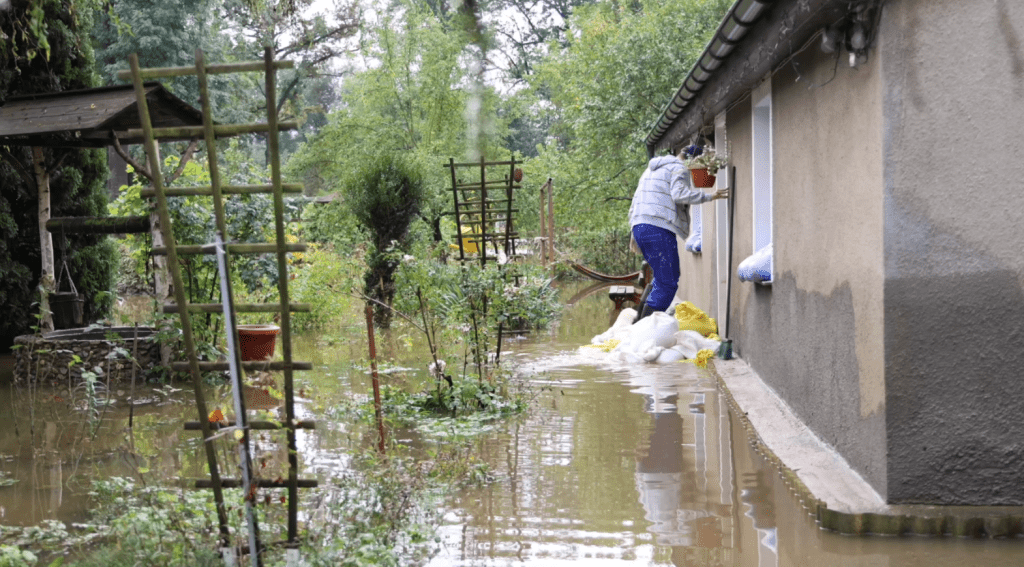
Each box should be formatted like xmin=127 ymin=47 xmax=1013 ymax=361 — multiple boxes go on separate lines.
xmin=14 ymin=327 xmax=162 ymax=384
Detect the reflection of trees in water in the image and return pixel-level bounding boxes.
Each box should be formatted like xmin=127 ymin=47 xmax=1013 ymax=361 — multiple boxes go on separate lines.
xmin=0 ymin=384 xmax=204 ymax=525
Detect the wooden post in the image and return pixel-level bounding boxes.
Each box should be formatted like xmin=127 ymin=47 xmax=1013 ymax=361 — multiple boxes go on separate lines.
xmin=539 ymin=181 xmax=547 ymax=266
xmin=32 ymin=147 xmax=54 ymax=333
xmin=546 ymin=177 xmax=555 ymax=265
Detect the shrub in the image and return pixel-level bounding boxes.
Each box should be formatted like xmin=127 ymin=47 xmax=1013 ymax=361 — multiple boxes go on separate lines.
xmin=343 ymin=154 xmax=426 ymax=327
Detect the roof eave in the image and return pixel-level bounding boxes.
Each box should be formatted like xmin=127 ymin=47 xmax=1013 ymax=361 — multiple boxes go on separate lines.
xmin=645 ymin=0 xmax=855 ymax=155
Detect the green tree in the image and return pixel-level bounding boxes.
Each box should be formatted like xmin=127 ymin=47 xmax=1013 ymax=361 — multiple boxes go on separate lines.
xmin=519 ymin=0 xmax=730 ymax=272
xmin=0 ymin=0 xmax=117 ymax=348
xmin=287 ymin=1 xmax=510 ymax=245
xmin=345 ymin=153 xmax=426 ymax=327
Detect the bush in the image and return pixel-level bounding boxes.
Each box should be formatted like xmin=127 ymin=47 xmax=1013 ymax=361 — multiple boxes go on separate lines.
xmin=287 ymin=243 xmax=363 ymax=331
xmin=343 ymin=154 xmax=426 ymax=327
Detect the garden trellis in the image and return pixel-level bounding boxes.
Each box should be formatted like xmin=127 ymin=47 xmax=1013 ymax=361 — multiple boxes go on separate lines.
xmin=118 ymin=48 xmax=315 ymax=564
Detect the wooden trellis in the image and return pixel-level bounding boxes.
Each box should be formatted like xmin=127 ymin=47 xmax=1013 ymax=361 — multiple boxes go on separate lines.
xmin=119 ymin=48 xmax=314 ymax=564
xmin=446 ymin=157 xmax=522 ymax=267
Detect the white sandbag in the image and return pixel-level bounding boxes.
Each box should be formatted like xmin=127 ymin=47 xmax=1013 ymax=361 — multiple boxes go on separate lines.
xmin=621 ymin=311 xmax=678 ymax=351
xmin=607 ymin=348 xmax=644 ymax=365
xmin=634 ymin=340 xmax=664 ymax=363
xmin=655 ymin=346 xmax=687 ymax=363
xmin=674 ymin=330 xmax=721 ymax=359
xmin=591 ymin=308 xmax=638 ymax=344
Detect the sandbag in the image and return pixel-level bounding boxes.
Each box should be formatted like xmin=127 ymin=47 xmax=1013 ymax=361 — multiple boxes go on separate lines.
xmin=591 ymin=308 xmax=638 ymax=345
xmin=615 ymin=311 xmax=678 ymax=352
xmin=674 ymin=301 xmax=718 ymax=337
xmin=675 ymin=330 xmax=721 ymax=359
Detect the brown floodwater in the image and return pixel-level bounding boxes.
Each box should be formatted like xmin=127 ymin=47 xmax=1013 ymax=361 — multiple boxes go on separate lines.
xmin=1 ymin=283 xmax=1020 ymax=565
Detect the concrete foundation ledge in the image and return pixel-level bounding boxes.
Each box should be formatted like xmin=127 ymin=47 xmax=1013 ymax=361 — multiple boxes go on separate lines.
xmin=711 ymin=358 xmax=1024 ymax=538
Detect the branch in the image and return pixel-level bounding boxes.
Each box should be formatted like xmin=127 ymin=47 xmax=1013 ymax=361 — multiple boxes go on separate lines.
xmin=167 ymin=138 xmax=200 ymax=184
xmin=46 ymin=149 xmax=70 ymax=177
xmin=0 ymin=146 xmax=35 ymax=191
xmin=111 ymin=134 xmax=153 ymax=182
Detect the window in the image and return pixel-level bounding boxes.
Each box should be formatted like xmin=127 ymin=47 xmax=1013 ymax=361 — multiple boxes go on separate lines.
xmin=714 ymin=111 xmax=729 ymax=322
xmin=739 ymin=78 xmax=773 ymax=284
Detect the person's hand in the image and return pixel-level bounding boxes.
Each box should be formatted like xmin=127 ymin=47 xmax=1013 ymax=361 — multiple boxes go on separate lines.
xmin=709 ymin=188 xmax=729 ymax=200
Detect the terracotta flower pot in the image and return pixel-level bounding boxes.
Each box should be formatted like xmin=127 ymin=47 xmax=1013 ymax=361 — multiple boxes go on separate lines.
xmin=689 ymin=167 xmax=716 ymax=188
xmin=237 ymin=324 xmax=280 ymax=361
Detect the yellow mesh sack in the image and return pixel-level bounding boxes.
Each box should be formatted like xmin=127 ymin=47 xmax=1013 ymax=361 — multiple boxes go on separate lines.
xmin=674 ymin=301 xmax=718 ymax=337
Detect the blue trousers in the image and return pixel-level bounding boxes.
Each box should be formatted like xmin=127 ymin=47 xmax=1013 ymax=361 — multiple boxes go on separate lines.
xmin=632 ymin=223 xmax=679 ymax=311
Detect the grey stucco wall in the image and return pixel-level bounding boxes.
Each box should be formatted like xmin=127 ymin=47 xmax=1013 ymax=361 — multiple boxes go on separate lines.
xmin=676 ymin=202 xmax=715 ymax=317
xmin=715 ymin=41 xmax=888 ymax=494
xmin=881 ymin=0 xmax=1024 ymax=504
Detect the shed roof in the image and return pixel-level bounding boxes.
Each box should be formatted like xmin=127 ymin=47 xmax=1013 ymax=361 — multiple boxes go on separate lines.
xmin=0 ymin=83 xmax=205 ymax=148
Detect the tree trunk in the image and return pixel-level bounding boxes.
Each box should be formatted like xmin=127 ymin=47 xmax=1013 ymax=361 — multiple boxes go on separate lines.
xmin=33 ymin=147 xmax=54 ymax=333
xmin=145 ymin=146 xmax=174 ymax=368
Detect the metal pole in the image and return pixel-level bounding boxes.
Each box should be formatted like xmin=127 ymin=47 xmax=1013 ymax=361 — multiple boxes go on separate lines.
xmin=214 ymin=232 xmax=261 ymax=567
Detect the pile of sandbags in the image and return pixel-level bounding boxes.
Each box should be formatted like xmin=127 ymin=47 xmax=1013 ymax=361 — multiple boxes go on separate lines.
xmin=583 ymin=302 xmax=721 ymax=365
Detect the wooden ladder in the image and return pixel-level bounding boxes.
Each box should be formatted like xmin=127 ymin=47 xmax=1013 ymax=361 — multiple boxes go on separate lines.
xmin=121 ymin=47 xmax=315 ymax=559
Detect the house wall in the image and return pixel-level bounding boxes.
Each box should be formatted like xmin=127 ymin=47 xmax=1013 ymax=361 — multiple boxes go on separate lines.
xmin=773 ymin=44 xmax=887 ymax=494
xmin=712 ymin=43 xmax=888 ymax=493
xmin=880 ymin=0 xmax=1024 ymax=504
xmin=676 ymin=206 xmax=715 ymax=315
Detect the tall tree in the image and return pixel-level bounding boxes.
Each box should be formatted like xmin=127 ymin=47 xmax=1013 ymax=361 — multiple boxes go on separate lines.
xmin=1 ymin=0 xmax=117 ymax=347
xmin=287 ymin=1 xmax=510 ymax=241
xmin=516 ymin=0 xmax=731 ymax=271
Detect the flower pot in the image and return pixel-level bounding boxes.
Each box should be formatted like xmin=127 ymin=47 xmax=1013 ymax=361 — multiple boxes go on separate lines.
xmin=689 ymin=167 xmax=716 ymax=188
xmin=49 ymin=292 xmax=84 ymax=330
xmin=237 ymin=324 xmax=280 ymax=361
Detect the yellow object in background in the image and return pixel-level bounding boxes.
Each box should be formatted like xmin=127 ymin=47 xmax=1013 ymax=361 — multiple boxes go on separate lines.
xmin=449 ymin=223 xmax=479 ymax=254
xmin=674 ymin=301 xmax=718 ymax=337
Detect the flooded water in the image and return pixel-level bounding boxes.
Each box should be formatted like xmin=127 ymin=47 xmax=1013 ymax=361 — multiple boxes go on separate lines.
xmin=1 ymin=283 xmax=1020 ymax=564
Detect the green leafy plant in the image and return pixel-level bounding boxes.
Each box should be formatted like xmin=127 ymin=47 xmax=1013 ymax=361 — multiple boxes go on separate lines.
xmin=682 ymin=144 xmax=729 ymax=172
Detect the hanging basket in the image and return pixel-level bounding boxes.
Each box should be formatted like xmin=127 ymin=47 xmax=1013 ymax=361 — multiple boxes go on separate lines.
xmin=689 ymin=167 xmax=717 ymax=188
xmin=237 ymin=324 xmax=280 ymax=361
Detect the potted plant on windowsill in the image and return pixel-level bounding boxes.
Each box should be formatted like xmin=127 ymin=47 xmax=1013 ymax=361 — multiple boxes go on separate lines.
xmin=681 ymin=145 xmax=729 ymax=188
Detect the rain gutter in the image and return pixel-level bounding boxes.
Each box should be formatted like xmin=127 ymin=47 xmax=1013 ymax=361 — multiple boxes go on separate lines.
xmin=645 ymin=0 xmax=855 ymax=156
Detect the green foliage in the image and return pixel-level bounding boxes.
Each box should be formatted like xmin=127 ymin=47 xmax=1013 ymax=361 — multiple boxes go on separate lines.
xmin=342 ymin=153 xmax=426 ymax=326
xmin=285 ymin=1 xmax=510 ymax=247
xmin=370 ymin=374 xmax=528 ymax=423
xmin=0 ymin=545 xmax=37 ymax=567
xmin=286 ymin=243 xmax=362 ymax=331
xmin=0 ymin=0 xmax=116 ymax=347
xmin=301 ymin=198 xmax=366 ymax=250
xmin=74 ymin=478 xmax=233 ymax=567
xmin=396 ymin=260 xmax=560 ymax=334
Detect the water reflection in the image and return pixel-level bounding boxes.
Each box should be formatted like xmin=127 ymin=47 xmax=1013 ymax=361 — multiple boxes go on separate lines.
xmin=3 ymin=286 xmax=1023 ymax=566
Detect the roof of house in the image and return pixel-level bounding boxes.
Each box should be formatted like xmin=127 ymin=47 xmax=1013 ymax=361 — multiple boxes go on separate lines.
xmin=646 ymin=0 xmax=864 ymax=155
xmin=0 ymin=83 xmax=205 ymax=148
